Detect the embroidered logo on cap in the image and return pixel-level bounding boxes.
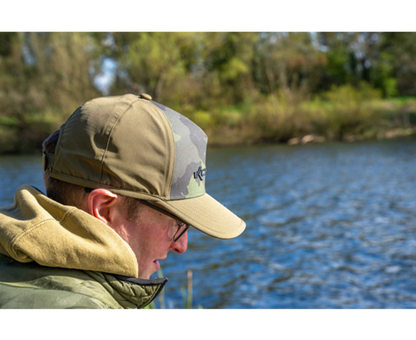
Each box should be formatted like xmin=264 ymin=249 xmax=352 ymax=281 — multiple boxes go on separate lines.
xmin=194 ymin=166 xmax=207 ymax=181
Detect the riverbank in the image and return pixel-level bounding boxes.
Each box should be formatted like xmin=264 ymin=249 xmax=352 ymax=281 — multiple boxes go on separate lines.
xmin=206 ymin=126 xmax=416 ymax=147
xmin=199 ymin=93 xmax=416 ymax=147
xmin=2 ymin=87 xmax=416 ymax=154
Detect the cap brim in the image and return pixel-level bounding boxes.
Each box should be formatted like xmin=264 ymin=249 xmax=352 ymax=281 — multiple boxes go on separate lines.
xmin=156 ymin=193 xmax=246 ymax=239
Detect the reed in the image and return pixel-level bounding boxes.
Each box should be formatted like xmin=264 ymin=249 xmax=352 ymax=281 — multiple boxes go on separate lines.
xmin=145 ymin=268 xmax=200 ymax=309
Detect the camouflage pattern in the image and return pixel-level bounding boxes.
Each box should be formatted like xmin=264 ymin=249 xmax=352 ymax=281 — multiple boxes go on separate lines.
xmin=151 ymin=101 xmax=208 ymax=200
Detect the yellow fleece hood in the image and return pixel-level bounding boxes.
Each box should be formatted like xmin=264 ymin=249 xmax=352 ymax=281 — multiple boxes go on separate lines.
xmin=0 ymin=185 xmax=139 ymax=277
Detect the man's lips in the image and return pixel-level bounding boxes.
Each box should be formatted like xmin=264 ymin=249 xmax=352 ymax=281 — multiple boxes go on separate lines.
xmin=153 ymin=255 xmax=167 ymax=270
xmin=155 ymin=255 xmax=167 ymax=262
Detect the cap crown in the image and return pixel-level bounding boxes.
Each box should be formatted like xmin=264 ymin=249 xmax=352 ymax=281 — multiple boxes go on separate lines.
xmin=46 ymin=94 xmax=208 ymax=201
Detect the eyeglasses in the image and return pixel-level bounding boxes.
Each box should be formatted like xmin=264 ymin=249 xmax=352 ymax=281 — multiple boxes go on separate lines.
xmin=136 ymin=200 xmax=190 ymax=242
xmin=84 ymin=188 xmax=189 ymax=242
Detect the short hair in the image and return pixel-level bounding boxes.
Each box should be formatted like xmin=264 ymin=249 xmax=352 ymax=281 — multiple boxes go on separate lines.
xmin=42 ymin=130 xmax=141 ymax=219
xmin=42 ymin=130 xmax=88 ymax=208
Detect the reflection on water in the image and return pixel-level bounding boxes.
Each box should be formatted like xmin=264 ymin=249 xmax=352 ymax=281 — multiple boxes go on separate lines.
xmin=1 ymin=139 xmax=416 ymax=308
xmin=164 ymin=139 xmax=416 ymax=308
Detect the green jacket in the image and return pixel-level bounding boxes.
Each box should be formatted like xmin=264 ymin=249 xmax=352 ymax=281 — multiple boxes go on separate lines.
xmin=0 ymin=185 xmax=167 ymax=309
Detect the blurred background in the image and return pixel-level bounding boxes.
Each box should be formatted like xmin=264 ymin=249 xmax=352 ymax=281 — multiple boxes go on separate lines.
xmin=1 ymin=32 xmax=416 ymax=153
xmin=1 ymin=32 xmax=416 ymax=308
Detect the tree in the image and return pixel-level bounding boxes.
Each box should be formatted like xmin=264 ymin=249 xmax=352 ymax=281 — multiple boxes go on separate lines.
xmin=254 ymin=32 xmax=326 ymax=98
xmin=0 ymin=32 xmax=100 ymax=153
xmin=113 ymin=32 xmax=197 ymax=102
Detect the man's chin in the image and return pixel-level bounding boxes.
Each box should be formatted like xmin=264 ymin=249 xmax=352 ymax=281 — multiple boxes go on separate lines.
xmin=137 ymin=260 xmax=161 ymax=279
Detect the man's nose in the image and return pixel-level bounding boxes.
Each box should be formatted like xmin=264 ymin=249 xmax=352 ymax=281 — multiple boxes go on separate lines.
xmin=171 ymin=231 xmax=188 ymax=253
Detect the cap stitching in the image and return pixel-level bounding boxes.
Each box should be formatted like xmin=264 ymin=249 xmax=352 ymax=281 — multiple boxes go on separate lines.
xmin=99 ymin=97 xmax=141 ymax=182
xmin=149 ymin=101 xmax=176 ymax=199
xmin=162 ymin=200 xmax=244 ymax=235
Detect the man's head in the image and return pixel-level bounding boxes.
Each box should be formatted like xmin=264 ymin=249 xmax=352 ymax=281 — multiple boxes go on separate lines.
xmin=42 ymin=93 xmax=245 ymax=278
xmin=43 ymin=129 xmax=189 ymax=279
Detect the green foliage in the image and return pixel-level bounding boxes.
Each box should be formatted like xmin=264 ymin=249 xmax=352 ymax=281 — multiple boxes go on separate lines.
xmin=119 ymin=33 xmax=195 ymax=101
xmin=0 ymin=32 xmax=100 ymax=153
xmin=324 ymin=47 xmax=351 ymax=85
xmin=311 ymin=83 xmax=383 ymax=140
xmin=2 ymin=32 xmax=416 ymax=153
xmin=372 ymin=51 xmax=397 ymax=98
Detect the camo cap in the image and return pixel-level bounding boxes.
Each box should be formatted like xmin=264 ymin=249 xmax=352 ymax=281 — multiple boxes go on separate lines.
xmin=43 ymin=93 xmax=246 ymax=239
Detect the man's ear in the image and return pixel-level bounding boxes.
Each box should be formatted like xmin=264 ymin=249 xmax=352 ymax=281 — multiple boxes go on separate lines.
xmin=87 ymin=189 xmax=119 ymax=225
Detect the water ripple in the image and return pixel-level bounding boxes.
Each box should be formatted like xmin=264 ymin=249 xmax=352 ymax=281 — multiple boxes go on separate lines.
xmin=2 ymin=140 xmax=416 ymax=308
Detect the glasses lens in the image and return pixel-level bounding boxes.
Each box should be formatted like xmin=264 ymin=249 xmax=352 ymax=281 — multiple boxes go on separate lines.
xmin=173 ymin=224 xmax=190 ymax=242
xmin=137 ymin=200 xmax=190 ymax=242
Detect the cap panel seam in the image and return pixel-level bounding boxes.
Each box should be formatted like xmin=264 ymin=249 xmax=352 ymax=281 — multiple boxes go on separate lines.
xmin=99 ymin=97 xmax=141 ymax=182
xmin=52 ymin=118 xmax=68 ymax=172
xmin=148 ymin=101 xmax=175 ymax=199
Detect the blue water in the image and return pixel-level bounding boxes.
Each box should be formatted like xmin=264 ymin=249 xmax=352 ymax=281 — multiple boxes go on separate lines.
xmin=1 ymin=139 xmax=416 ymax=308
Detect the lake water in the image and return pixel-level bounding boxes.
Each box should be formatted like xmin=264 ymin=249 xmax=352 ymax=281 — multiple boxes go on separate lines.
xmin=1 ymin=138 xmax=416 ymax=309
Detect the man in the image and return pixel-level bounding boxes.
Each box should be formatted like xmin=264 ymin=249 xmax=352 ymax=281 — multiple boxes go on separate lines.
xmin=0 ymin=93 xmax=246 ymax=308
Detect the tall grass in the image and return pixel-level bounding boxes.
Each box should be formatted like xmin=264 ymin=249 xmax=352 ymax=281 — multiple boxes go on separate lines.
xmin=145 ymin=269 xmax=200 ymax=309
xmin=193 ymin=84 xmax=416 ymax=146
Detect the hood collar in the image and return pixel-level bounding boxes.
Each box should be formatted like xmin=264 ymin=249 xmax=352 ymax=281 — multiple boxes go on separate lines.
xmin=0 ymin=185 xmax=139 ymax=277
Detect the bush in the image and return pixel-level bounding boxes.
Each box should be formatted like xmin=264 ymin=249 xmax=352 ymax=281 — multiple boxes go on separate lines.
xmin=309 ymin=83 xmax=385 ymax=140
